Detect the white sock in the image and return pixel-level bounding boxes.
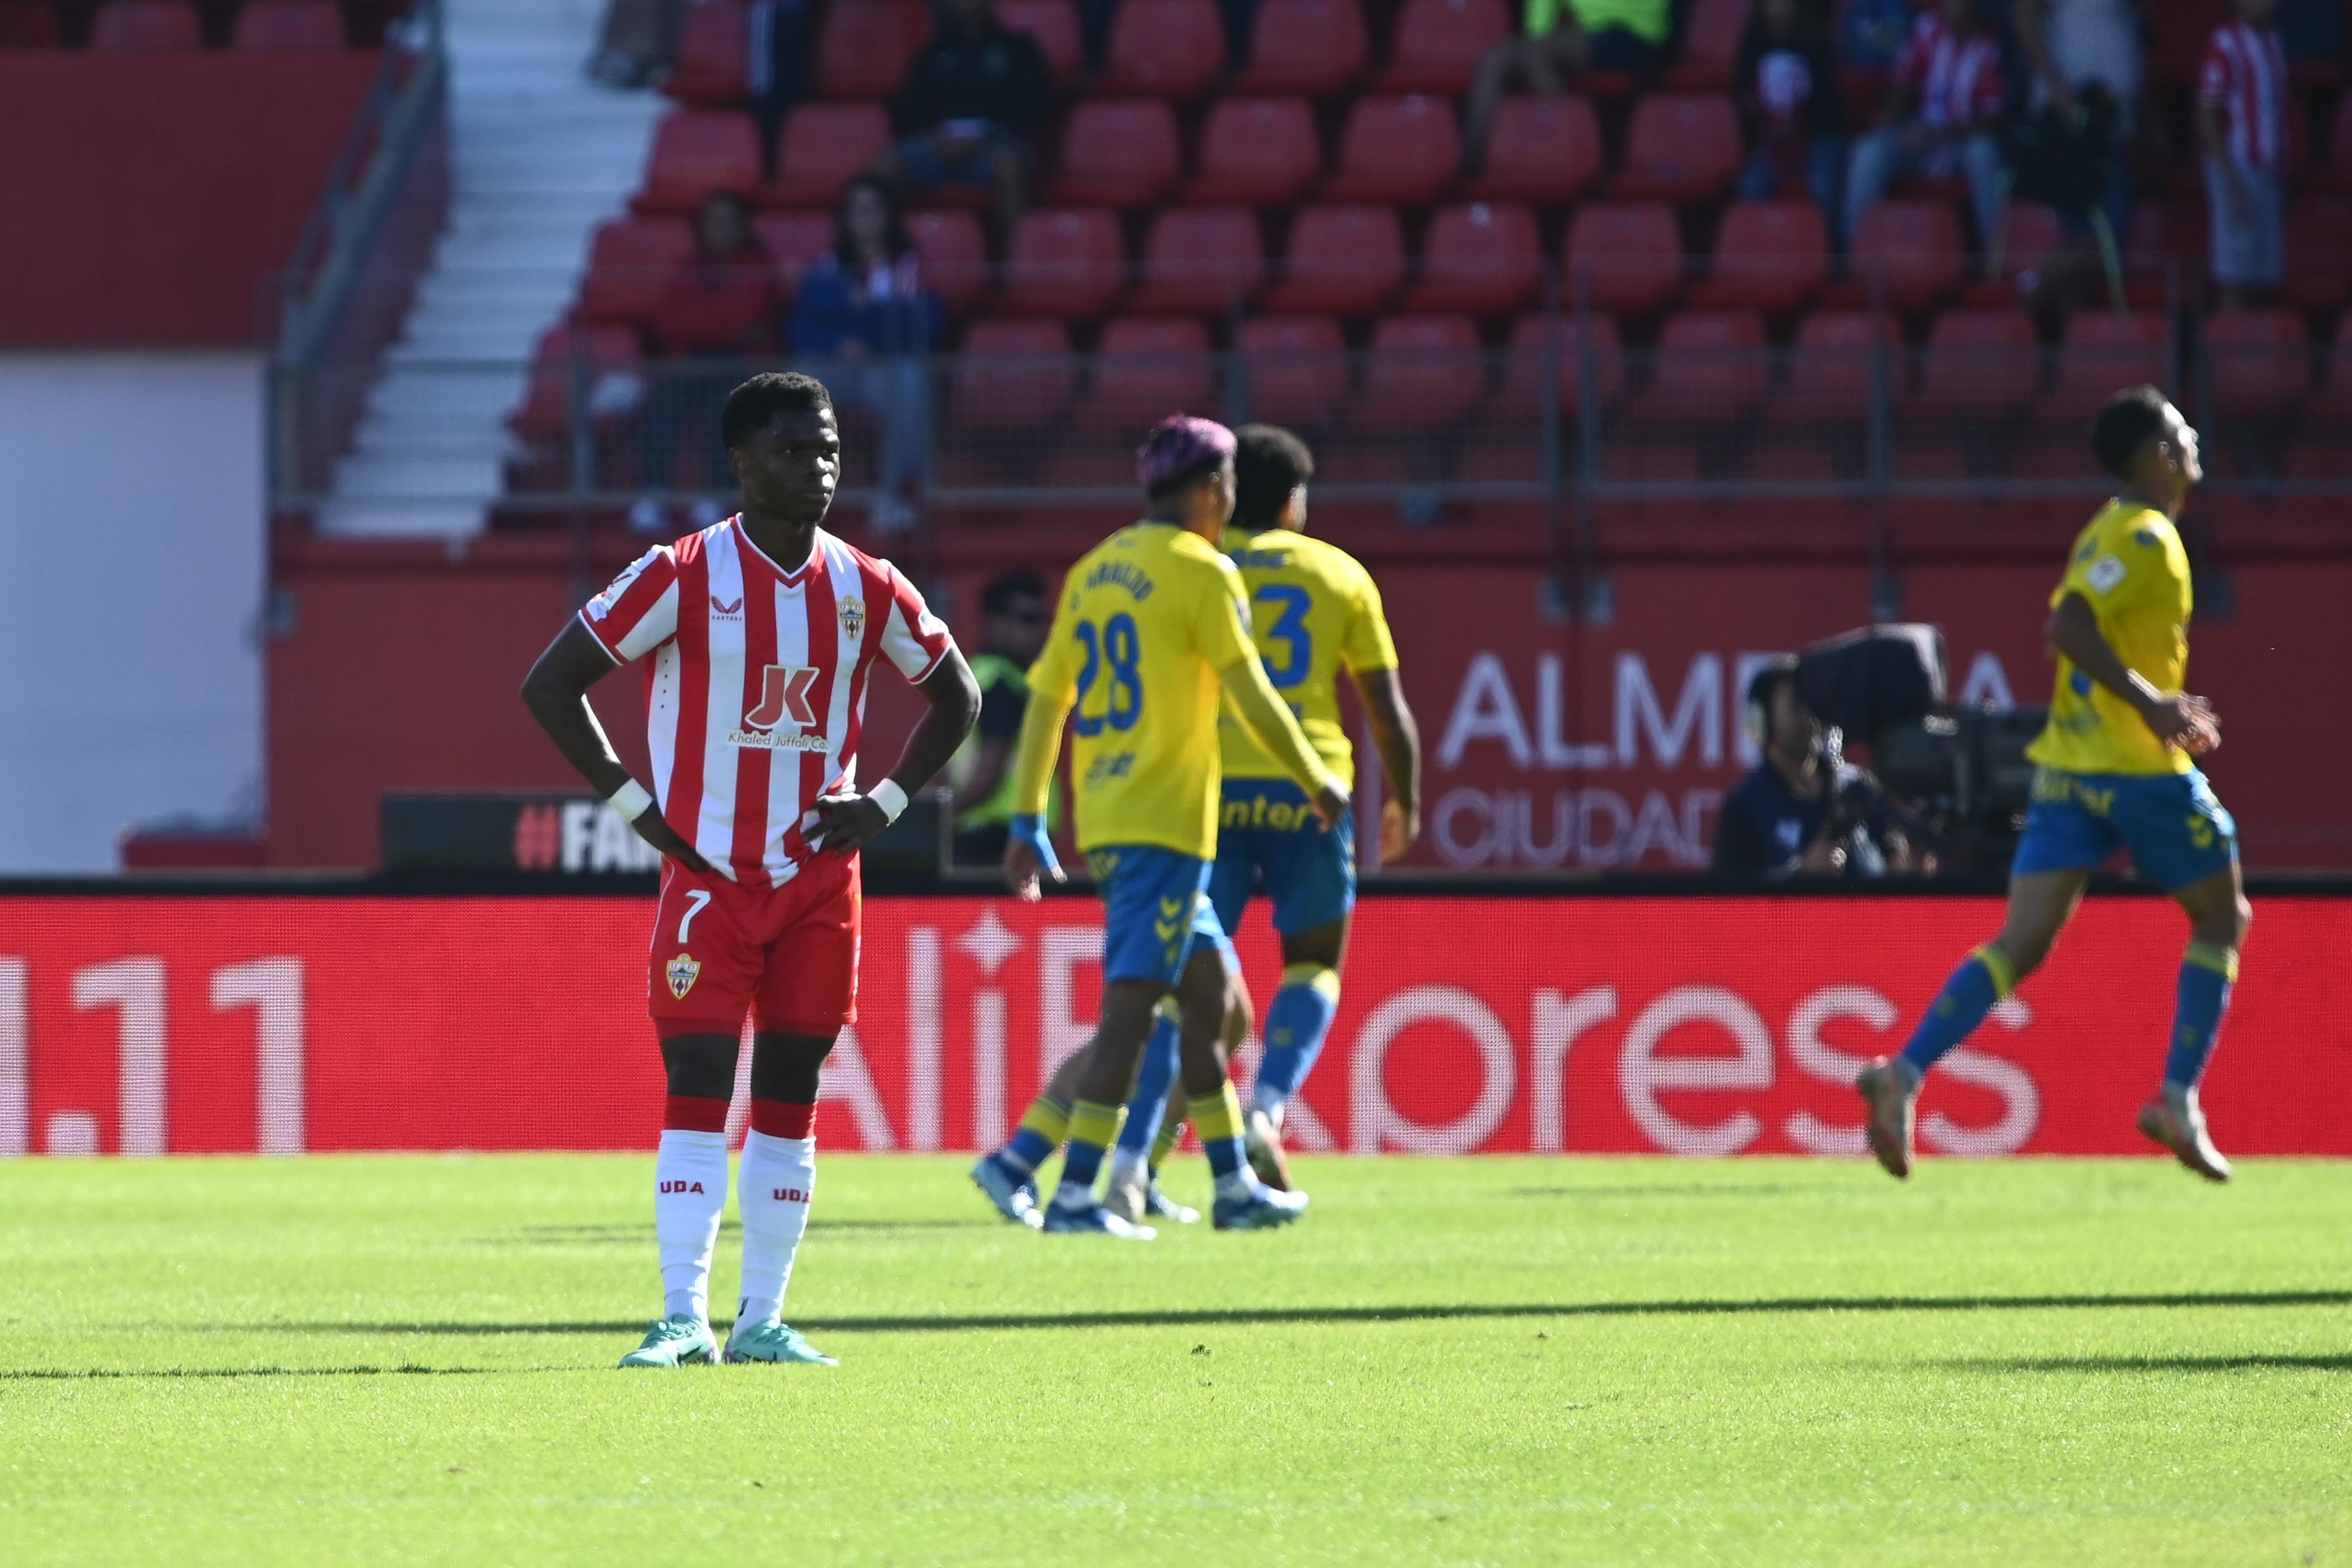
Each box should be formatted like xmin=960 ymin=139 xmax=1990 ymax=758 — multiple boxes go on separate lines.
xmin=654 ymin=1129 xmax=728 ymax=1323
xmin=1214 ymin=1169 xmax=1257 ymax=1201
xmin=1106 ymin=1148 xmax=1149 ymax=1196
xmin=1050 ymin=1177 xmax=1096 ymax=1211
xmin=735 ymin=1129 xmax=815 ymax=1331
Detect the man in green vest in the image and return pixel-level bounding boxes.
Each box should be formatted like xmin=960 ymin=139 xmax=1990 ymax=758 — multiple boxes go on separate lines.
xmin=1467 ymin=0 xmax=1672 ymax=165
xmin=950 ymin=569 xmax=1056 ymax=865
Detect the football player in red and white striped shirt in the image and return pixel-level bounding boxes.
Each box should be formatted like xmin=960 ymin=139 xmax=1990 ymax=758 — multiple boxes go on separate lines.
xmin=2198 ymin=0 xmax=2288 ymax=306
xmin=523 ymin=371 xmax=979 ymax=1370
xmin=1842 ymin=0 xmax=2008 ymax=261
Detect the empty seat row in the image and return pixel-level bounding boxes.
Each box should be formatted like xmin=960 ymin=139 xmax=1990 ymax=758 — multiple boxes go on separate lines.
xmin=1 ymin=0 xmax=349 ymax=49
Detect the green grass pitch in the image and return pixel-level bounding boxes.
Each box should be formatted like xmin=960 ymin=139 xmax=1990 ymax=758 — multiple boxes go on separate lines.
xmin=4 ymin=1154 xmax=2348 ymax=1566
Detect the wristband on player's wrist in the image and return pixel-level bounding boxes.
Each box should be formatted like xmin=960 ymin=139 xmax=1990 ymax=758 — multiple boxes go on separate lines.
xmin=867 ymin=778 xmax=909 ymax=824
xmin=607 ymin=779 xmax=653 ymax=822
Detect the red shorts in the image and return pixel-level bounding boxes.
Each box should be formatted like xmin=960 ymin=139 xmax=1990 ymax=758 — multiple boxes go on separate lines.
xmin=647 ymin=854 xmax=860 ymax=1035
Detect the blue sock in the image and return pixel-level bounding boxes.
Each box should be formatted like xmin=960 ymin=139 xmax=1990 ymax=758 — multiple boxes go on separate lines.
xmin=2165 ymin=941 xmax=2238 ymax=1089
xmin=1896 ymin=945 xmax=2015 ymax=1078
xmin=1254 ymin=963 xmax=1339 ymax=1116
xmin=1116 ymin=1013 xmax=1180 ymax=1158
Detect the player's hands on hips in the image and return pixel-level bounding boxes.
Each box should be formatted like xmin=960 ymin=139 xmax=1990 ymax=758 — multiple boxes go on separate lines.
xmin=1380 ymin=797 xmax=1420 ymax=862
xmin=1003 ymin=813 xmax=1062 ymax=901
xmin=1310 ymin=780 xmax=1351 ymax=833
xmin=631 ymin=811 xmax=721 ymax=878
xmin=2141 ymin=690 xmax=2221 ymax=754
xmin=810 ymin=791 xmax=890 ymax=858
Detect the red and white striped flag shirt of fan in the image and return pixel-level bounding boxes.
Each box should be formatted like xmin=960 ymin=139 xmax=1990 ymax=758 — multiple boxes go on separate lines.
xmin=2199 ymin=19 xmax=2289 ymax=171
xmin=579 ymin=517 xmax=955 ymax=888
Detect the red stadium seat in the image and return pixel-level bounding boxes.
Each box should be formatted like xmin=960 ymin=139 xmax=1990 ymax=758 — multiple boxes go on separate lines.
xmin=1465 ymin=95 xmax=1602 ymax=203
xmin=1322 ymin=95 xmax=1461 ymax=204
xmin=1264 ymin=205 xmax=1406 ymax=315
xmin=1098 ymin=0 xmax=1224 ymax=97
xmin=1236 ymin=0 xmax=1369 ymax=93
xmin=1842 ymin=200 xmax=1965 ymax=312
xmin=1607 ymin=93 xmax=1742 ymax=203
xmin=1778 ymin=310 xmax=1900 ymax=421
xmin=231 ymin=1 xmax=345 ymax=50
xmin=1915 ymin=309 xmax=2040 ymax=416
xmin=637 ymin=111 xmax=765 ymax=215
xmin=1685 ymin=201 xmax=1829 ymax=311
xmin=1129 ymin=207 xmax=1265 ymax=315
xmin=1497 ymin=313 xmax=1624 ymax=413
xmin=580 ymin=217 xmax=694 ymax=326
xmin=1404 ymin=203 xmax=1540 ymax=314
xmin=2281 ymin=195 xmax=2352 ymax=311
xmin=767 ymin=103 xmax=890 ymax=208
xmin=1381 ymin=0 xmax=1510 ymax=92
xmin=663 ymin=2 xmax=748 ymax=104
xmin=1642 ymin=310 xmax=1769 ymax=420
xmin=751 ymin=211 xmax=836 ymax=289
xmin=1962 ymin=200 xmax=2066 ymax=306
xmin=2202 ymin=308 xmax=2310 ymax=418
xmin=2041 ymin=311 xmax=2170 ymax=420
xmin=0 ymin=1 xmax=60 ymax=46
xmin=89 ymin=0 xmax=199 ymax=50
xmin=997 ymin=0 xmax=1081 ymax=82
xmin=907 ymin=209 xmax=991 ymax=313
xmin=512 ymin=326 xmax=641 ymax=441
xmin=1238 ymin=316 xmax=1348 ymax=424
xmin=1356 ymin=315 xmax=1483 ymax=427
xmin=1185 ymin=98 xmax=1322 ymax=205
xmin=951 ymin=319 xmax=1076 ymax=429
xmin=1663 ymin=0 xmax=1748 ymax=89
xmin=996 ymin=209 xmax=1127 ymax=317
xmin=1048 ymin=100 xmax=1181 ymax=208
xmin=815 ymin=0 xmax=931 ymax=98
xmin=1561 ymin=201 xmax=1681 ymax=316
xmin=1082 ymin=318 xmax=1218 ymax=430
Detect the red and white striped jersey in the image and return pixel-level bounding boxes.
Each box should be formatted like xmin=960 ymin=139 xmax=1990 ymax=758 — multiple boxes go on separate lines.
xmin=1894 ymin=14 xmax=2003 ymax=129
xmin=580 ymin=518 xmax=955 ymax=887
xmin=2199 ymin=21 xmax=2288 ymax=170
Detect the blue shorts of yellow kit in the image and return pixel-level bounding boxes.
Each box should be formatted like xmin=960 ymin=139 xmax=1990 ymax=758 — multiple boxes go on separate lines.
xmin=2012 ymin=766 xmax=2238 ymax=891
xmin=1089 ymin=845 xmax=1229 ymax=986
xmin=1208 ymin=777 xmax=1357 ymax=936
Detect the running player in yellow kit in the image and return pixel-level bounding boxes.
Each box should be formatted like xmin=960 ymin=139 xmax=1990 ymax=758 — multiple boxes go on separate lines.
xmin=1858 ymin=386 xmax=2250 ymax=1181
xmin=983 ymin=415 xmax=1348 ymax=1237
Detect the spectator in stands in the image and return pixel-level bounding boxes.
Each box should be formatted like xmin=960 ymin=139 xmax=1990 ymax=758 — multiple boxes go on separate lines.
xmin=1843 ymin=0 xmax=2008 ymax=257
xmin=750 ymin=0 xmax=817 ymax=180
xmin=1837 ymin=0 xmax=1916 ymax=68
xmin=632 ymin=191 xmax=781 ymax=534
xmin=949 ymin=570 xmax=1057 ymax=866
xmin=2198 ymin=0 xmax=2289 ymax=309
xmin=879 ymin=0 xmax=1051 ymax=241
xmin=790 ymin=178 xmax=943 ymax=531
xmin=586 ymin=0 xmax=683 ymax=87
xmin=1465 ymin=0 xmax=1674 ymax=165
xmin=1734 ymin=0 xmax=1847 ymax=224
xmin=2006 ymin=0 xmax=2139 ymax=309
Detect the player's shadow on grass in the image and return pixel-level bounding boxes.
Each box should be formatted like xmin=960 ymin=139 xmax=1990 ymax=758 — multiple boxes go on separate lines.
xmin=1 ymin=1364 xmax=512 ymax=1382
xmin=1944 ymin=1352 xmax=2352 ymax=1374
xmin=1503 ymin=1185 xmax=1806 ymax=1200
xmin=511 ymin=1219 xmax=995 ymax=1243
xmin=266 ymin=1287 xmax=2352 ymax=1339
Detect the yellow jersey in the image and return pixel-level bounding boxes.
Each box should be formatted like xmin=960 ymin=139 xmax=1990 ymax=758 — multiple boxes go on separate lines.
xmin=2025 ymin=499 xmax=2194 ymax=777
xmin=1217 ymin=526 xmax=1399 ymax=788
xmin=1028 ymin=522 xmax=1259 ymax=858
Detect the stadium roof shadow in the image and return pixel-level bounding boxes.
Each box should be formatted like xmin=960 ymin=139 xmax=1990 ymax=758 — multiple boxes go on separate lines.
xmin=1 ymin=1364 xmax=512 ymax=1382
xmin=260 ymin=1288 xmax=2352 ymax=1339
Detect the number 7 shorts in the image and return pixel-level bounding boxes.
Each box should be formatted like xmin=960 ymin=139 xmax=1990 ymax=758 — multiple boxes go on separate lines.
xmin=647 ymin=854 xmax=860 ymax=1035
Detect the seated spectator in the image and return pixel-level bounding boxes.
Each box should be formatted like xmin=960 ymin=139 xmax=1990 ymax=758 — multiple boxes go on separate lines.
xmin=1843 ymin=0 xmax=2006 ymax=258
xmin=878 ymin=0 xmax=1051 ymax=240
xmin=1734 ymin=0 xmax=1846 ymax=224
xmin=2197 ymin=0 xmax=2288 ymax=309
xmin=632 ymin=191 xmax=781 ymax=534
xmin=1466 ymin=0 xmax=1673 ymax=165
xmin=586 ymin=0 xmax=683 ymax=87
xmin=1837 ymin=0 xmax=1916 ymax=68
xmin=2005 ymin=1 xmax=2136 ymax=313
xmin=790 ymin=178 xmax=943 ymax=530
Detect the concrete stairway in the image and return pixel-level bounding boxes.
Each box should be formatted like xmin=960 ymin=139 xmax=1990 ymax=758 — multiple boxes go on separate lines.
xmin=320 ymin=0 xmax=663 ymax=537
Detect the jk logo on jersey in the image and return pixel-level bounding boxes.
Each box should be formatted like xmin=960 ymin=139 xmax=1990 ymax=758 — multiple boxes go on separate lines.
xmin=665 ymin=953 xmax=701 ymax=1000
xmin=729 ymin=664 xmax=829 ymax=750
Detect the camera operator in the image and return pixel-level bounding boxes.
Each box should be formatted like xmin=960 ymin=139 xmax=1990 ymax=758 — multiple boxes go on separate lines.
xmin=1714 ymin=661 xmax=1921 ymax=878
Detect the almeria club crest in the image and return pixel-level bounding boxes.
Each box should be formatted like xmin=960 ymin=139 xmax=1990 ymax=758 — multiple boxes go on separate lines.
xmin=837 ymin=597 xmax=865 ymax=641
xmin=665 ymin=953 xmax=701 ymax=1000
